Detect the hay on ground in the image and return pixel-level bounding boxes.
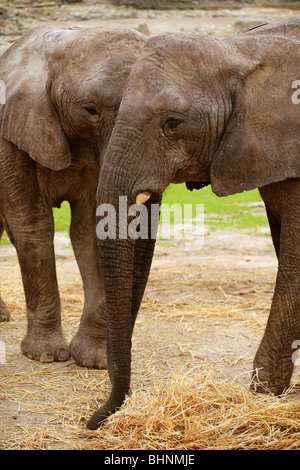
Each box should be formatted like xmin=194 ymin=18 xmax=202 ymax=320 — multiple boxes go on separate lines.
xmin=85 ymin=370 xmax=300 ymax=450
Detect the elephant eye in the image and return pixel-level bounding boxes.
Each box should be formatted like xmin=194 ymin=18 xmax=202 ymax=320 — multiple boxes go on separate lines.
xmin=163 ymin=118 xmax=181 ymax=137
xmin=165 ymin=118 xmax=180 ymax=130
xmin=85 ymin=106 xmax=98 ymax=116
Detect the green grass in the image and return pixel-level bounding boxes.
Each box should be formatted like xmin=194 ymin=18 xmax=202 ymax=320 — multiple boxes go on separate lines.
xmin=161 ymin=183 xmax=269 ymax=232
xmin=0 ymin=185 xmax=269 ymax=246
xmin=52 ymin=201 xmax=71 ymax=232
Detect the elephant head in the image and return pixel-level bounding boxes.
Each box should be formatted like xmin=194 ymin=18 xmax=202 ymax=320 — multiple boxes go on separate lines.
xmin=87 ymin=17 xmax=300 ymax=429
xmin=0 ymin=26 xmax=146 ymax=171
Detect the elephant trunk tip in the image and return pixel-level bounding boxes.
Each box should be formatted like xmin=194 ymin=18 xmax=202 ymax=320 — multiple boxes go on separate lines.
xmin=86 ymin=390 xmax=128 ymax=430
xmin=86 ymin=408 xmax=110 ymax=430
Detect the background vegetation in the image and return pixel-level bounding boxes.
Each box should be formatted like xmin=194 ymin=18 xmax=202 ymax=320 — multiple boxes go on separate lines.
xmin=1 ymin=185 xmax=268 ymax=245
xmin=162 ymin=184 xmax=267 ymax=232
xmin=0 ymin=185 xmax=267 ymax=245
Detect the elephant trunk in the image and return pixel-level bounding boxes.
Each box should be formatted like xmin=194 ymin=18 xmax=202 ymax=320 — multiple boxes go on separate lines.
xmin=87 ymin=136 xmax=160 ymax=429
xmin=86 ymin=236 xmax=135 ymax=430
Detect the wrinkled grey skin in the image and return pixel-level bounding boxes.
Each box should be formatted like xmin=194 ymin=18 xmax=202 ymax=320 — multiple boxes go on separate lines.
xmin=89 ymin=17 xmax=300 ymax=428
xmin=0 ymin=26 xmax=145 ymax=368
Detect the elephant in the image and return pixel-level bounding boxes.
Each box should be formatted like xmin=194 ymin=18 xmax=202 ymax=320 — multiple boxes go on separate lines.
xmin=88 ymin=16 xmax=300 ymax=429
xmin=0 ymin=26 xmax=146 ymax=367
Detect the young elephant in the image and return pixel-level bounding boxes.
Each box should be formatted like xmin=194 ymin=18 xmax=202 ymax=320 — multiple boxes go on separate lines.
xmin=90 ymin=17 xmax=300 ymax=428
xmin=0 ymin=26 xmax=145 ymax=367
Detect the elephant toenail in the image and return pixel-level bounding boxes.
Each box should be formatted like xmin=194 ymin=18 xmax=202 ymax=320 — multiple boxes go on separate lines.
xmin=40 ymin=352 xmax=54 ymax=363
xmin=58 ymin=349 xmax=70 ymax=362
xmin=82 ymin=359 xmax=94 ymax=368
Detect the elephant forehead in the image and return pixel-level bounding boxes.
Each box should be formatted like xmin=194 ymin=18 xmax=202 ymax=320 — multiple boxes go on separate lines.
xmin=147 ymin=86 xmax=190 ymax=114
xmin=80 ymin=76 xmax=123 ymax=107
xmin=46 ymin=28 xmax=144 ymax=75
xmin=56 ymin=50 xmax=137 ymax=107
xmin=125 ymin=60 xmax=190 ymax=112
xmin=127 ymin=44 xmax=218 ymax=106
xmin=140 ymin=33 xmax=220 ymax=71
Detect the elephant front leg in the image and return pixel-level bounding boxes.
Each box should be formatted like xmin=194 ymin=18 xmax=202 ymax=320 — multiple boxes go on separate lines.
xmin=252 ymin=287 xmax=300 ymax=395
xmin=253 ymin=180 xmax=300 ymax=394
xmin=0 ymin=143 xmax=69 ymax=361
xmin=7 ymin=212 xmax=69 ymax=363
xmin=68 ymin=198 xmax=107 ymax=369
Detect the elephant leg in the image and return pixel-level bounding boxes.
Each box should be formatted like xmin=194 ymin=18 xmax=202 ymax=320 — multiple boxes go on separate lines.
xmin=0 ymin=221 xmax=11 ymax=322
xmin=7 ymin=212 xmax=70 ymax=362
xmin=0 ymin=144 xmax=69 ymax=362
xmin=253 ymin=179 xmax=300 ymax=394
xmin=69 ymin=198 xmax=107 ymax=369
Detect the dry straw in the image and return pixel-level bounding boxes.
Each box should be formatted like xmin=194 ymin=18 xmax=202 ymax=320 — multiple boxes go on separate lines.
xmin=87 ymin=370 xmax=300 ymax=450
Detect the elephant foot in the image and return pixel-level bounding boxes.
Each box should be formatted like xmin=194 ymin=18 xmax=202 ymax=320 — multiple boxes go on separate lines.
xmin=250 ymin=346 xmax=293 ymax=396
xmin=0 ymin=298 xmax=11 ymax=322
xmin=250 ymin=369 xmax=289 ymax=396
xmin=21 ymin=331 xmax=70 ymax=363
xmin=69 ymin=329 xmax=107 ymax=370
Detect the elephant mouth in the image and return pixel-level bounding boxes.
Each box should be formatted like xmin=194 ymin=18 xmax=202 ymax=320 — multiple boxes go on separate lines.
xmin=134 ymin=178 xmax=211 ymax=205
xmin=186 ymin=181 xmax=211 ymax=191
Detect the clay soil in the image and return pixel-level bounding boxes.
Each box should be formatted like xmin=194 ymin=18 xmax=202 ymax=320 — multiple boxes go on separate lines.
xmin=1 ymin=1 xmax=300 ymax=450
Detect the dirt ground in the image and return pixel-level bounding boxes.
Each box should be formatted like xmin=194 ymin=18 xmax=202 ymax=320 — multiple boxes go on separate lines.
xmin=2 ymin=226 xmax=300 ymax=449
xmin=1 ymin=1 xmax=300 ymax=450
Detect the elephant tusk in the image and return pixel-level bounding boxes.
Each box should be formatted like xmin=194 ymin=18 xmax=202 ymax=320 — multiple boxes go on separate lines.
xmin=136 ymin=191 xmax=152 ymax=205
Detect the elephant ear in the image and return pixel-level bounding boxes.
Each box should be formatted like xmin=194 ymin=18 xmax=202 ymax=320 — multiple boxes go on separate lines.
xmin=210 ymin=35 xmax=300 ymax=197
xmin=0 ymin=26 xmax=71 ymax=170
